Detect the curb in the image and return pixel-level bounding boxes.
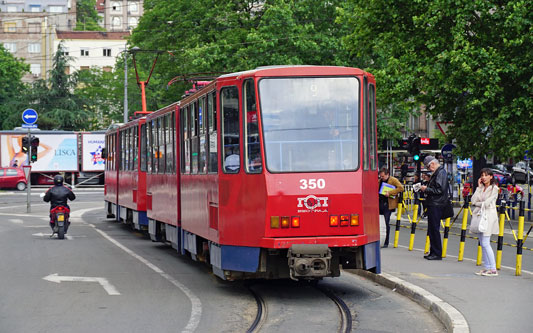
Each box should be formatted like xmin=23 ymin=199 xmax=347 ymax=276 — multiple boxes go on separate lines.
xmin=350 ymin=269 xmax=469 ymax=333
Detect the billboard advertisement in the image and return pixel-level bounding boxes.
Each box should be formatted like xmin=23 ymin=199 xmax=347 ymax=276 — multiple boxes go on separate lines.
xmin=0 ymin=134 xmax=78 ymax=172
xmin=81 ymin=133 xmax=105 ymax=172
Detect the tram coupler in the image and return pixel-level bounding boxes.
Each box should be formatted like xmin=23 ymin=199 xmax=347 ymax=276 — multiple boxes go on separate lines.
xmin=287 ymin=244 xmax=332 ymax=280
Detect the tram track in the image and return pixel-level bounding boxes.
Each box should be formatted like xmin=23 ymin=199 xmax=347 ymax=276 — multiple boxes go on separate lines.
xmin=246 ymin=280 xmax=353 ymax=333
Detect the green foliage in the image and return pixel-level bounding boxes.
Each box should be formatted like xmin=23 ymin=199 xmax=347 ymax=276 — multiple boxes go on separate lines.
xmin=25 ymin=43 xmax=92 ymax=130
xmin=75 ymin=0 xmax=103 ymax=31
xmin=0 ymin=45 xmax=29 ymax=130
xmin=339 ymin=0 xmax=532 ymax=159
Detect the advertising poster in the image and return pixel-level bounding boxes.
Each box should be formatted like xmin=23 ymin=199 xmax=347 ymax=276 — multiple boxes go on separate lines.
xmin=0 ymin=134 xmax=78 ymax=172
xmin=81 ymin=133 xmax=105 ymax=171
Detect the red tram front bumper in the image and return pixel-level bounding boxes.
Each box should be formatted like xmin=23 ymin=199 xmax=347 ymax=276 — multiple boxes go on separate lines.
xmin=260 ymin=235 xmax=368 ymax=249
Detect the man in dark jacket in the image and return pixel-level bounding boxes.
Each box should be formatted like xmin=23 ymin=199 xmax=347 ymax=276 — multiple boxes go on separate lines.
xmin=43 ymin=175 xmax=75 ymax=231
xmin=420 ymin=156 xmax=449 ymax=260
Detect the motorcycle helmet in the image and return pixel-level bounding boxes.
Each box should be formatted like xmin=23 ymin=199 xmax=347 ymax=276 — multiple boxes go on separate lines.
xmin=54 ymin=175 xmax=64 ymax=186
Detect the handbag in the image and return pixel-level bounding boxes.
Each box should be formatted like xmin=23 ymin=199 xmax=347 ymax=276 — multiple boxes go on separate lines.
xmin=478 ymin=202 xmax=489 ymax=232
xmin=441 ymin=185 xmax=454 ymax=219
xmin=470 ymin=202 xmax=489 ymax=233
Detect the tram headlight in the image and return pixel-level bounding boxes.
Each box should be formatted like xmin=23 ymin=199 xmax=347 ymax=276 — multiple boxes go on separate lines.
xmin=340 ymin=215 xmax=350 ymax=227
xmin=350 ymin=214 xmax=359 ymax=226
xmin=270 ymin=216 xmax=280 ymax=228
xmin=281 ymin=216 xmax=290 ymax=228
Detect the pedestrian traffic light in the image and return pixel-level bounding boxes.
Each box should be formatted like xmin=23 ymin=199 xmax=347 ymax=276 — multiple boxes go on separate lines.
xmin=22 ymin=136 xmax=29 ymax=153
xmin=30 ymin=136 xmax=39 ymax=162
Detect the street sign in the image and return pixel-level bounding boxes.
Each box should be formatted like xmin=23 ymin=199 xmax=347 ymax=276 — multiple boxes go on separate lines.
xmin=22 ymin=165 xmax=31 ymax=180
xmin=22 ymin=108 xmax=38 ymax=125
xmin=21 ymin=124 xmax=38 ymax=128
xmin=441 ymin=143 xmax=456 ymax=161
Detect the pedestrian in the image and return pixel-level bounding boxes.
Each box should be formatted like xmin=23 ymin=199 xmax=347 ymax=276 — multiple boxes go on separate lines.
xmin=378 ymin=167 xmax=404 ymax=248
xmin=420 ymin=156 xmax=449 ymax=260
xmin=470 ymin=168 xmax=500 ymax=276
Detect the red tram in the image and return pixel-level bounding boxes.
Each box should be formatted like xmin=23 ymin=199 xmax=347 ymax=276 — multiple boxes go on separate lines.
xmin=106 ymin=66 xmax=380 ymax=280
xmin=104 ymin=116 xmax=150 ymax=230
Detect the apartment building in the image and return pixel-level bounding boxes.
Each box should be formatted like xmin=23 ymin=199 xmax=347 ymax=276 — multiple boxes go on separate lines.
xmin=0 ymin=0 xmax=76 ymax=81
xmin=99 ymin=0 xmax=143 ymax=31
xmin=55 ymin=30 xmax=129 ymax=73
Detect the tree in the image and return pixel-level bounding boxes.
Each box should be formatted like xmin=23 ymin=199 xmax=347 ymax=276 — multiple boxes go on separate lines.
xmin=128 ymin=0 xmax=353 ymax=109
xmin=27 ymin=43 xmax=92 ymax=130
xmin=0 ymin=45 xmax=29 ymax=130
xmin=75 ymin=0 xmax=103 ymax=31
xmin=339 ymin=0 xmax=532 ymax=159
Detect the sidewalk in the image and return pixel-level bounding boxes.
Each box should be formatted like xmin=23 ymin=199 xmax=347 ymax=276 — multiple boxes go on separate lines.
xmin=352 ymin=243 xmax=533 ymax=332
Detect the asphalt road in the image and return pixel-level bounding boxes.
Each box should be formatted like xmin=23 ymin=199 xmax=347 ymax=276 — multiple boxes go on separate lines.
xmin=0 ymin=189 xmax=443 ymax=332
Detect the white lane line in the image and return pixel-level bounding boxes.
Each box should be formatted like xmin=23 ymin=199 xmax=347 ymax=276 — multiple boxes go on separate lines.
xmin=9 ymin=219 xmax=23 ymax=224
xmin=90 ymin=224 xmax=202 ymax=333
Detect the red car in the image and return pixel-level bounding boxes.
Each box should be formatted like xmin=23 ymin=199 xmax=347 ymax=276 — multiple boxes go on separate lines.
xmin=0 ymin=167 xmax=27 ymax=191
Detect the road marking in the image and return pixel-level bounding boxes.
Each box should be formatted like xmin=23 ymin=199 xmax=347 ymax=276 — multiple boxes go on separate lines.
xmin=32 ymin=233 xmax=86 ymax=240
xmin=9 ymin=219 xmax=23 ymax=224
xmin=88 ymin=222 xmax=202 ymax=333
xmin=43 ymin=273 xmax=120 ymax=295
xmin=411 ymin=272 xmax=433 ymax=279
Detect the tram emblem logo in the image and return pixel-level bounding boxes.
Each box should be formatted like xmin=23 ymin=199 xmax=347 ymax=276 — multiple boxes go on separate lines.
xmin=297 ymin=195 xmax=329 ymax=211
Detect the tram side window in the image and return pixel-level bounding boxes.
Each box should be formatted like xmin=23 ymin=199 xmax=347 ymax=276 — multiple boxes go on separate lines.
xmin=191 ymin=102 xmax=199 ymax=174
xmin=221 ymin=86 xmax=240 ymax=173
xmin=119 ymin=131 xmax=125 ymax=171
xmin=166 ymin=113 xmax=174 ymax=173
xmin=140 ymin=124 xmax=147 ymax=172
xmin=243 ymin=79 xmax=262 ymax=173
xmin=147 ymin=121 xmax=153 ymax=173
xmin=199 ymin=96 xmax=207 ymax=174
xmin=134 ymin=126 xmax=139 ymax=171
xmin=207 ymin=91 xmax=218 ymax=173
xmin=369 ymin=84 xmax=377 ymax=170
xmin=152 ymin=119 xmax=159 ymax=174
xmin=362 ymin=77 xmax=369 ymax=171
xmin=158 ymin=116 xmax=166 ymax=173
xmin=182 ymin=106 xmax=191 ymax=174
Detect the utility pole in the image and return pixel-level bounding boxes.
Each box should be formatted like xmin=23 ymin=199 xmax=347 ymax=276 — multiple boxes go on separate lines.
xmin=124 ymin=50 xmax=128 ymax=123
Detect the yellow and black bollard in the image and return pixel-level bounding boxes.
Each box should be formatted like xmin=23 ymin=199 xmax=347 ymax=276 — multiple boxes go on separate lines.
xmin=496 ymin=202 xmax=506 ymax=270
xmin=516 ymin=201 xmax=525 ymax=276
xmin=442 ymin=217 xmax=451 ymax=258
xmin=408 ymin=197 xmax=420 ymax=251
xmin=476 ymin=240 xmax=483 ymax=266
xmin=424 ymin=229 xmax=430 ymax=254
xmin=458 ymin=195 xmax=470 ymax=261
xmin=393 ymin=203 xmax=403 ymax=248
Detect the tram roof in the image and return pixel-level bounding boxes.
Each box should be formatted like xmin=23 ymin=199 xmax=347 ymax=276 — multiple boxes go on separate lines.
xmin=219 ymin=65 xmax=369 ymax=79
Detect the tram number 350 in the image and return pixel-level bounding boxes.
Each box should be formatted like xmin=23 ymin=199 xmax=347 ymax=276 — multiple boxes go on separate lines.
xmin=299 ymin=178 xmax=326 ymax=190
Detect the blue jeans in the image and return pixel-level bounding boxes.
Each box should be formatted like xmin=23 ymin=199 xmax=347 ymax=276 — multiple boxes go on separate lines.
xmin=479 ymin=234 xmax=496 ymax=270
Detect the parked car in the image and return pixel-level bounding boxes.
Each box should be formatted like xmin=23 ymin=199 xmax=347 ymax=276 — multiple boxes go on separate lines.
xmin=0 ymin=167 xmax=27 ymax=191
xmin=487 ymin=164 xmax=512 ymax=185
xmin=511 ymin=161 xmax=533 ymax=184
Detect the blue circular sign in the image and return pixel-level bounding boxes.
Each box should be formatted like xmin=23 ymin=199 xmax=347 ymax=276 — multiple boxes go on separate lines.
xmin=22 ymin=109 xmax=38 ymax=125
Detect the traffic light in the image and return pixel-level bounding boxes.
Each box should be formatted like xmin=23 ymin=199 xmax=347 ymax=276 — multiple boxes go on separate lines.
xmin=22 ymin=136 xmax=29 ymax=153
xmin=411 ymin=138 xmax=421 ymax=161
xmin=30 ymin=136 xmax=39 ymax=162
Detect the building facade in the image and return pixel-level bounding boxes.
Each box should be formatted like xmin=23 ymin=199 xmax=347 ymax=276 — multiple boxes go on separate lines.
xmin=100 ymin=0 xmax=143 ymax=31
xmin=55 ymin=30 xmax=129 ymax=73
xmin=0 ymin=0 xmax=76 ymax=81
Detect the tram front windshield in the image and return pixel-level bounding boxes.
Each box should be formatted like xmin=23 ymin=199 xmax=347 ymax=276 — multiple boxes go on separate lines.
xmin=259 ymin=77 xmax=359 ymax=172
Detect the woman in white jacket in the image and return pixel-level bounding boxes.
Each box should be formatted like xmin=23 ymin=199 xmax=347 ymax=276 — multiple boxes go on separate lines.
xmin=470 ymin=168 xmax=500 ymax=276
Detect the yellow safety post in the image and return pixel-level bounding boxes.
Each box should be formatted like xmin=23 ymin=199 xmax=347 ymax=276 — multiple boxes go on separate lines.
xmin=393 ymin=203 xmax=403 ymax=248
xmin=476 ymin=240 xmax=482 ymax=266
xmin=496 ymin=203 xmax=506 ymax=270
xmin=442 ymin=217 xmax=451 ymax=258
xmin=408 ymin=197 xmax=419 ymax=251
xmin=424 ymin=230 xmax=430 ymax=254
xmin=516 ymin=201 xmax=525 ymax=276
xmin=458 ymin=195 xmax=470 ymax=261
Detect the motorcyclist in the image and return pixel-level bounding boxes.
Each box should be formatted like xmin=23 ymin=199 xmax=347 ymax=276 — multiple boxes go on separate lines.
xmin=43 ymin=175 xmax=75 ymax=233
